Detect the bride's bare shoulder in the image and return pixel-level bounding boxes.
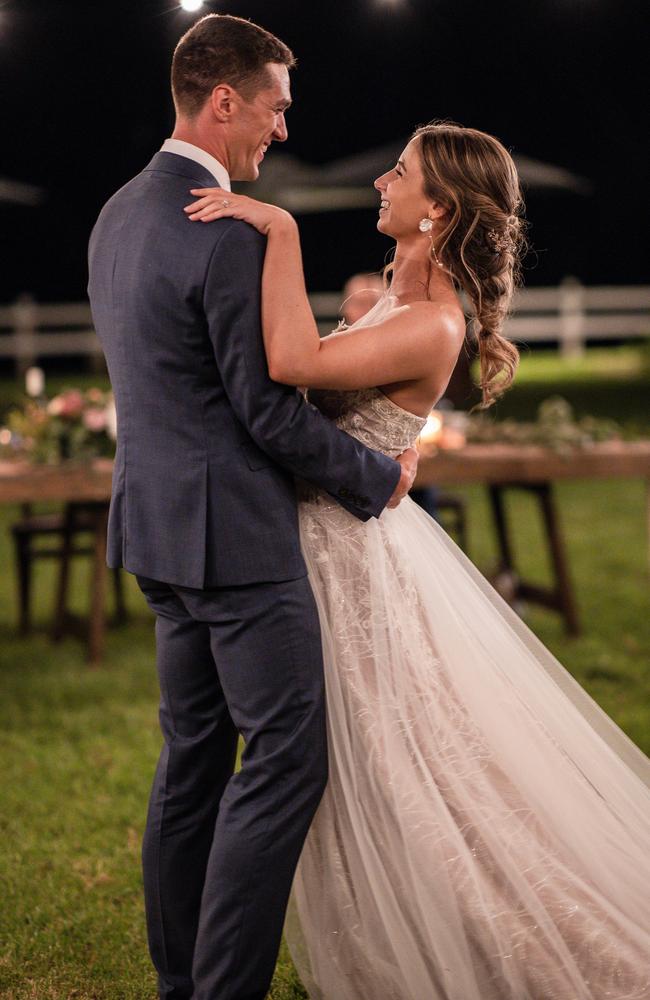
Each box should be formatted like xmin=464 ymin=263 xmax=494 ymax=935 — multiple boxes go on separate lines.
xmin=393 ymin=298 xmax=465 ymax=345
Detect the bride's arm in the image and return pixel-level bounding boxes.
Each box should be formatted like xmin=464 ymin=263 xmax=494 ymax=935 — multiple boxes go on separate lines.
xmin=185 ymin=189 xmax=460 ymax=390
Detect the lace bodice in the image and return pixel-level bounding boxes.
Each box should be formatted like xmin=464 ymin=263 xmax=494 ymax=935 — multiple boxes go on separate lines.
xmin=306 ymin=386 xmax=427 ymax=458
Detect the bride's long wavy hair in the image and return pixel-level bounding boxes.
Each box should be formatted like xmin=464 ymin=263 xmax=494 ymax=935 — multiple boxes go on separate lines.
xmin=385 ymin=121 xmax=528 ymax=409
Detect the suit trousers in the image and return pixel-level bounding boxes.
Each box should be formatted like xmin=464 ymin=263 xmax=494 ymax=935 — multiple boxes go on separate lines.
xmin=136 ymin=573 xmax=329 ymax=1000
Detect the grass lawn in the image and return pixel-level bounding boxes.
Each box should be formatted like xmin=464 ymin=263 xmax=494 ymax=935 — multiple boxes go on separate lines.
xmin=1 ymin=346 xmax=649 ymax=999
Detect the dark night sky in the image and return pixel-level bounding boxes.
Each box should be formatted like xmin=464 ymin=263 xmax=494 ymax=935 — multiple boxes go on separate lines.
xmin=0 ymin=0 xmax=648 ymax=302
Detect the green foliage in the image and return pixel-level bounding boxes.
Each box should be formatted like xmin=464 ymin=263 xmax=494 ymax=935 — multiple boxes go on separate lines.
xmin=465 ymin=395 xmax=625 ymax=451
xmin=637 ymin=336 xmax=650 ymax=380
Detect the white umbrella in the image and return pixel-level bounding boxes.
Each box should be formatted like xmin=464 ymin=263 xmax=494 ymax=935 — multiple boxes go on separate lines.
xmin=240 ymin=139 xmax=592 ymax=213
xmin=0 ymin=177 xmax=45 ymax=206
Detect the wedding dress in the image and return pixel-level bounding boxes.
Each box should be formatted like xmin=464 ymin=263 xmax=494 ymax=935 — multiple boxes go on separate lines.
xmin=284 ymin=293 xmax=650 ymax=1000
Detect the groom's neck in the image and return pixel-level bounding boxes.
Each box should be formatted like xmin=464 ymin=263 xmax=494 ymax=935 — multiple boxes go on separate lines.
xmin=171 ymin=119 xmax=231 ymax=175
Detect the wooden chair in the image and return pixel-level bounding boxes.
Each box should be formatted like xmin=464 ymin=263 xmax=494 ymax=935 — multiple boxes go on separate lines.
xmin=435 ymin=492 xmax=469 ymax=553
xmin=411 ymin=488 xmax=469 ymax=553
xmin=10 ymin=501 xmax=127 ymax=643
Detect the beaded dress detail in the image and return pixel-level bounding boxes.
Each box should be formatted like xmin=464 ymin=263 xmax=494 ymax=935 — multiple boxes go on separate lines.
xmin=285 ymin=294 xmax=650 ymax=1000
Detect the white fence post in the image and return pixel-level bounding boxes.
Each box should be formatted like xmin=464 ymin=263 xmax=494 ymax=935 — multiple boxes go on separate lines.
xmin=558 ymin=276 xmax=586 ymax=359
xmin=12 ymin=293 xmax=39 ymax=377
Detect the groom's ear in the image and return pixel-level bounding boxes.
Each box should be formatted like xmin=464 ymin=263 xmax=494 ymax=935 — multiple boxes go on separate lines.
xmin=209 ymin=84 xmax=238 ymax=123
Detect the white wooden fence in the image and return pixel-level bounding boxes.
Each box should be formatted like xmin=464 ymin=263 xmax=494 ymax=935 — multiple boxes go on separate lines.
xmin=0 ymin=295 xmax=103 ymax=375
xmin=1 ymin=278 xmax=649 ymax=374
xmin=311 ymin=279 xmax=650 ymax=359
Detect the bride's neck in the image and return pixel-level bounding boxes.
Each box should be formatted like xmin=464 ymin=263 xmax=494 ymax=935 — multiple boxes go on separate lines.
xmin=389 ymin=239 xmax=451 ymax=303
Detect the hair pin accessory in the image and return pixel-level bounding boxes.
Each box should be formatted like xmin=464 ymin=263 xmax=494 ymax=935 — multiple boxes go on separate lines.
xmin=487 ymin=228 xmax=515 ymax=253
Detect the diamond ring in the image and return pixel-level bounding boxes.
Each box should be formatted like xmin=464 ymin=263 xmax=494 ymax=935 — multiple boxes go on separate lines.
xmin=221 ymin=199 xmax=231 ymax=207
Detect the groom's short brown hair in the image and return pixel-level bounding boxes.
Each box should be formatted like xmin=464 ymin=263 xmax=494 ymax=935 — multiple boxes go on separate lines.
xmin=172 ymin=14 xmax=296 ymax=119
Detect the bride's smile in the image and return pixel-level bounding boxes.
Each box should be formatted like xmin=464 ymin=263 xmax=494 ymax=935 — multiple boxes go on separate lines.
xmin=374 ymin=138 xmax=445 ymax=247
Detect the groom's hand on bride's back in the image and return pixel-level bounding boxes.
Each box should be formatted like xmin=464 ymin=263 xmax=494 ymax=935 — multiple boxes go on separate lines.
xmin=387 ymin=447 xmax=419 ymax=508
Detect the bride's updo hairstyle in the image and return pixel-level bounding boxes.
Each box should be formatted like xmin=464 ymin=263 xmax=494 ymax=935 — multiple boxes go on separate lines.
xmin=411 ymin=121 xmax=527 ymax=409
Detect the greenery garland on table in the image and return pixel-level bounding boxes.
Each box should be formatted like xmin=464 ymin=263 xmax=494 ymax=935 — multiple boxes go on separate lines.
xmin=0 ymin=389 xmax=630 ymax=465
xmin=463 ymin=397 xmax=624 ymax=453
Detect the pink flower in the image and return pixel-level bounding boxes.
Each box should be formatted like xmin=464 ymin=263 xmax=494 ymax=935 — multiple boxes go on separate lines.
xmin=59 ymin=390 xmax=84 ymax=419
xmin=82 ymin=408 xmax=107 ymax=432
xmin=47 ymin=395 xmax=64 ymax=416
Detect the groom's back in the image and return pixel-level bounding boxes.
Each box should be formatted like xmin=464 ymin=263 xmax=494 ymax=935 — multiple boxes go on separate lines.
xmin=88 ymin=153 xmax=306 ymax=588
xmin=90 ymin=161 xmax=232 ymax=460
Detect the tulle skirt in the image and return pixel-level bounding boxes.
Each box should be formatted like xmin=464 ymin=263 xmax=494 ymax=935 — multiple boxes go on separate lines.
xmin=284 ymin=492 xmax=650 ymax=1000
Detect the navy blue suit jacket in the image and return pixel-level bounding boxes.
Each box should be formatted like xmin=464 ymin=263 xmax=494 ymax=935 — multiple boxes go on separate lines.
xmin=87 ymin=152 xmax=400 ymax=588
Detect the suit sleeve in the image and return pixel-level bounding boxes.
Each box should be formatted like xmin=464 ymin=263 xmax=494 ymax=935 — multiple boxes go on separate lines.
xmin=202 ymin=219 xmax=401 ymax=521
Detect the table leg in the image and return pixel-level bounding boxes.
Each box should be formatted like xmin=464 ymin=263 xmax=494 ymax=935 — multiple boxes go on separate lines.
xmin=535 ymin=482 xmax=580 ymax=635
xmin=52 ymin=504 xmax=74 ymax=642
xmin=489 ymin=484 xmax=515 ymax=570
xmin=14 ymin=531 xmax=32 ymax=635
xmin=488 ymin=481 xmax=581 ymax=636
xmin=88 ymin=507 xmax=109 ymax=665
xmin=487 ymin=484 xmax=520 ymax=603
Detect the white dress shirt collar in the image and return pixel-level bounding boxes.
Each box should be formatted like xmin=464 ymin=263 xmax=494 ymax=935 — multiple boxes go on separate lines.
xmin=159 ymin=138 xmax=231 ymax=192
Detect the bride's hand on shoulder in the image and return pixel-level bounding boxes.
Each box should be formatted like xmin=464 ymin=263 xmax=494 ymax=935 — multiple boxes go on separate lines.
xmin=183 ymin=189 xmax=295 ymax=236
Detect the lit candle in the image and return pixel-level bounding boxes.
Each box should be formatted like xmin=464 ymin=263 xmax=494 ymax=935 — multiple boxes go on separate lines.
xmin=25 ymin=366 xmax=45 ymax=398
xmin=418 ymin=410 xmax=443 ymax=453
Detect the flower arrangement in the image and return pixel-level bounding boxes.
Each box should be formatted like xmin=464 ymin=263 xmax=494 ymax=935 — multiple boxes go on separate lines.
xmin=0 ymin=383 xmax=626 ymax=466
xmin=0 ymin=387 xmax=116 ymax=464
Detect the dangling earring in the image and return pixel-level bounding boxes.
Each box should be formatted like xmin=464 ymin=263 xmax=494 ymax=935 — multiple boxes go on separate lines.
xmin=419 ymin=218 xmax=443 ymax=268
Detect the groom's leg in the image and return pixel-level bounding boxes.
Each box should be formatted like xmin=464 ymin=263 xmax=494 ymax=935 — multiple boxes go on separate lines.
xmin=175 ymin=575 xmax=328 ymax=1000
xmin=136 ymin=575 xmax=239 ymax=1000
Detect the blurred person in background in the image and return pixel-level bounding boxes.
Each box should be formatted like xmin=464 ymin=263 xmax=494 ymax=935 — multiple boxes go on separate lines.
xmin=341 ymin=271 xmax=384 ymax=325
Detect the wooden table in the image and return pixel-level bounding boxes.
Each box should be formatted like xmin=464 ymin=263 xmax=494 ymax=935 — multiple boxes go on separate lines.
xmin=414 ymin=440 xmax=650 ymax=634
xmin=2 ymin=442 xmax=650 ymax=656
xmin=0 ymin=458 xmax=114 ymax=504
xmin=0 ymin=459 xmax=114 ymax=663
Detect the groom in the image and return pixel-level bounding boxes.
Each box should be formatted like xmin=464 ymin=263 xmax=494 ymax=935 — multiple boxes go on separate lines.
xmin=88 ymin=14 xmax=417 ymax=1000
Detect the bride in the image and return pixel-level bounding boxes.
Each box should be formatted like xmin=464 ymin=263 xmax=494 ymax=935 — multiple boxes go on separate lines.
xmin=185 ymin=122 xmax=650 ymax=1000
